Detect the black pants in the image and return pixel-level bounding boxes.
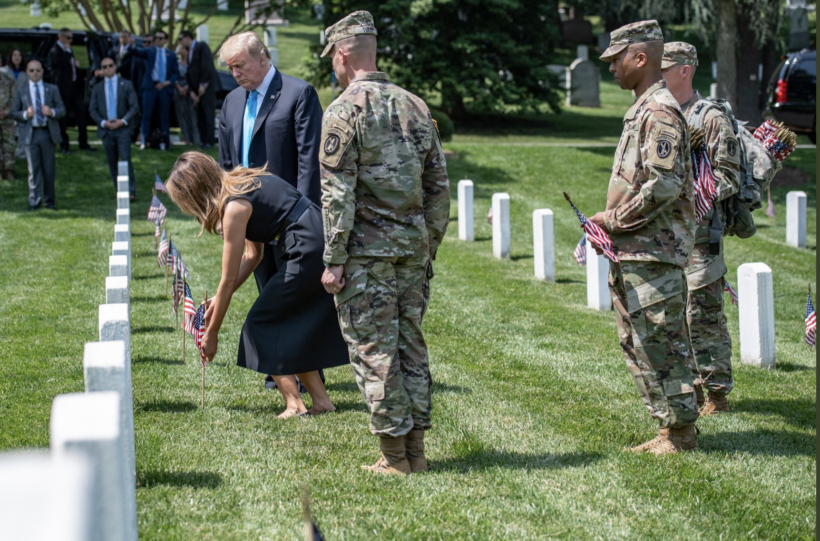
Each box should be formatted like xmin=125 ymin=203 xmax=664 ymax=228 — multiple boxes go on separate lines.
xmin=26 ymin=128 xmax=56 ymax=207
xmin=102 ymin=129 xmax=136 ymax=195
xmin=196 ymin=89 xmax=216 ymax=146
xmin=58 ymin=90 xmax=88 ymax=150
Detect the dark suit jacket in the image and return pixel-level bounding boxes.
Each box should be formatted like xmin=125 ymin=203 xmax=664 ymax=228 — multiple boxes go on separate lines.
xmin=89 ymin=77 xmax=139 ymax=138
xmin=111 ymin=44 xmax=135 ymax=81
xmin=218 ymin=69 xmax=323 ymax=204
xmin=132 ymin=47 xmax=179 ymax=92
xmin=11 ymin=82 xmax=66 ymax=145
xmin=47 ymin=44 xmax=77 ymax=99
xmin=187 ymin=41 xmax=216 ymax=94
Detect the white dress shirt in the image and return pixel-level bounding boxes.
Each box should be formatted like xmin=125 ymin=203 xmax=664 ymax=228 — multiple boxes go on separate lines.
xmin=26 ymin=80 xmax=50 ymax=126
xmin=249 ymin=64 xmax=277 ymax=116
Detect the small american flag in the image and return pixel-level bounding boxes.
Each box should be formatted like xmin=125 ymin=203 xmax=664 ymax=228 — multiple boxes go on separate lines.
xmin=183 ymin=282 xmax=196 ymax=333
xmin=805 ymin=289 xmax=816 ymax=349
xmin=192 ymin=303 xmax=207 ymax=365
xmin=157 ymin=229 xmax=169 ymax=268
xmin=173 ymin=271 xmax=184 ymax=315
xmin=154 ymin=220 xmax=161 ymax=249
xmin=167 ymin=240 xmax=179 ymax=271
xmin=691 ymin=148 xmax=718 ymax=222
xmin=724 ymin=280 xmax=739 ymax=306
xmin=154 ymin=173 xmax=168 ymax=194
xmin=563 ymin=193 xmax=619 ymax=263
xmin=147 ymin=195 xmax=167 ymax=224
xmin=171 ymin=244 xmax=190 ymax=280
xmin=573 ymin=233 xmax=587 ymax=266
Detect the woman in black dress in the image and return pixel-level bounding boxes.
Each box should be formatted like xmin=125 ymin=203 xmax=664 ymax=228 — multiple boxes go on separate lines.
xmin=165 ymin=152 xmax=348 ymax=418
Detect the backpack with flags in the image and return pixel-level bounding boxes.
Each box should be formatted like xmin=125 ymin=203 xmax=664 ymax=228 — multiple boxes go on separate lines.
xmin=687 ymin=98 xmax=794 ymax=240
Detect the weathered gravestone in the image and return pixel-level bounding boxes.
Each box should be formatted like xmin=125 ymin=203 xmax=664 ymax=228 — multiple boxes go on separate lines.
xmin=586 ymin=239 xmax=611 ymax=311
xmin=492 ymin=193 xmax=511 ymax=259
xmin=117 ymin=191 xmax=130 ymax=210
xmin=109 ymin=255 xmax=128 ymax=278
xmin=106 ymin=276 xmax=129 ymax=305
xmin=786 ymin=190 xmax=807 ymax=248
xmin=533 ymin=210 xmax=555 ymax=282
xmin=115 ymin=224 xmax=130 ymax=244
xmin=112 ymin=241 xmax=131 ymax=281
xmin=566 ymin=59 xmax=600 ymax=108
xmin=737 ymin=263 xmax=776 ymax=368
xmin=458 ymin=180 xmax=474 ymax=241
xmin=117 ymin=209 xmax=130 ymax=226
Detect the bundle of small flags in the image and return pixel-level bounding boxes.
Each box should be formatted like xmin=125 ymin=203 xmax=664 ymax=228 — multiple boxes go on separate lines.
xmin=724 ymin=280 xmax=739 ymax=306
xmin=563 ymin=193 xmax=619 ymax=263
xmin=157 ymin=229 xmax=169 ymax=268
xmin=805 ymin=287 xmax=816 ymax=349
xmin=147 ymin=195 xmax=167 ymax=225
xmin=154 ymin=173 xmax=168 ymax=194
xmin=689 ymin=126 xmax=719 ymax=222
xmin=753 ymin=120 xmax=797 ymax=163
xmin=573 ymin=233 xmax=587 ymax=266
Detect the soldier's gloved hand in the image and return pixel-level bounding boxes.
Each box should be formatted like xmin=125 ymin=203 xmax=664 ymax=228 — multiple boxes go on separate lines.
xmin=322 ymin=265 xmax=345 ymax=294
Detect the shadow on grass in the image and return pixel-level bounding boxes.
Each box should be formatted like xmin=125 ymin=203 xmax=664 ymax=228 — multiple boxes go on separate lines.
xmin=729 ymin=398 xmax=817 ymax=429
xmin=138 ymin=470 xmax=223 ymax=489
xmin=137 ymin=400 xmax=198 ymax=413
xmin=131 ymin=295 xmax=166 ymax=302
xmin=432 ymin=382 xmax=472 ymax=394
xmin=775 ymin=361 xmax=815 ymax=373
xmin=324 ymin=381 xmax=359 ymax=394
xmin=556 ymin=278 xmax=583 ymax=284
xmin=431 ymin=449 xmax=602 ymax=472
xmin=699 ymin=428 xmax=816 ymax=456
xmin=131 ymin=231 xmax=154 ymax=237
xmin=325 ymin=381 xmax=471 ymax=395
xmin=135 ymin=250 xmax=159 ymax=257
xmin=510 ymin=254 xmax=533 ymax=262
xmin=132 ymin=326 xmax=175 ymax=334
xmin=133 ymin=274 xmax=164 ymax=281
xmin=133 ymin=355 xmax=184 ymax=365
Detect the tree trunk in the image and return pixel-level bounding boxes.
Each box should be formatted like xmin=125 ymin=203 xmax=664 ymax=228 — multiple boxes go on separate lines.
xmin=442 ymin=83 xmax=467 ymax=119
xmin=735 ymin=4 xmax=762 ymax=125
xmin=716 ymin=0 xmax=737 ymax=111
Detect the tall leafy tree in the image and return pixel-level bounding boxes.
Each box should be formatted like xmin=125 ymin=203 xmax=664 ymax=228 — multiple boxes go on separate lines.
xmin=304 ymin=0 xmax=564 ymax=118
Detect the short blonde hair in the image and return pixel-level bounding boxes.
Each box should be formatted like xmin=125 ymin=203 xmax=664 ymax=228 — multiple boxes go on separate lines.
xmin=219 ymin=31 xmax=271 ymax=63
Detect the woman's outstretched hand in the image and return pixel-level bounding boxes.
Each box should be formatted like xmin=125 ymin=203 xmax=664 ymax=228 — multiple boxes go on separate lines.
xmin=203 ymin=295 xmax=216 ymax=321
xmin=201 ymin=330 xmax=218 ymax=362
xmin=322 ymin=265 xmax=345 ymax=294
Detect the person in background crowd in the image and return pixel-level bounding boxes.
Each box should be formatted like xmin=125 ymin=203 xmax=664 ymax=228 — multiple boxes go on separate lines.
xmin=12 ymin=59 xmax=65 ymax=210
xmin=174 ymin=44 xmax=200 ymax=145
xmin=1 ymin=49 xmax=28 ymax=163
xmin=48 ymin=28 xmax=95 ymax=153
xmin=112 ymin=32 xmax=136 ymax=82
xmin=133 ymin=30 xmax=178 ymax=150
xmin=130 ymin=33 xmax=153 ymax=145
xmin=0 ymin=56 xmax=16 ymax=180
xmin=89 ymin=57 xmax=139 ymax=199
xmin=177 ymin=30 xmax=216 ymax=150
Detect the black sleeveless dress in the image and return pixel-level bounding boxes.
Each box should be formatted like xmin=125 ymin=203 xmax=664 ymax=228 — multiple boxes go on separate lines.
xmin=227 ymin=173 xmax=348 ymax=375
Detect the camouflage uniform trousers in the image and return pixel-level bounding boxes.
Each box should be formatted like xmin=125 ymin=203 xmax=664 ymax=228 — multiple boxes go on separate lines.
xmin=609 ymin=261 xmax=699 ymax=428
xmin=687 ymin=276 xmax=733 ymax=395
xmin=336 ymin=256 xmax=431 ymax=438
xmin=0 ymin=120 xmax=15 ymax=175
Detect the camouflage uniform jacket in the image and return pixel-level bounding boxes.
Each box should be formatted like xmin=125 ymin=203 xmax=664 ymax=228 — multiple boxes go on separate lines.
xmin=0 ymin=69 xmax=15 ymax=125
xmin=319 ymin=72 xmax=450 ymax=266
xmin=604 ymin=80 xmax=695 ymax=268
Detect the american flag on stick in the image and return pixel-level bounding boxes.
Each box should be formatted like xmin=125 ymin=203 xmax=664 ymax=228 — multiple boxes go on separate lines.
xmin=147 ymin=195 xmax=167 ymax=224
xmin=689 ymin=127 xmax=719 ymax=222
xmin=173 ymin=271 xmax=184 ymax=316
xmin=573 ymin=233 xmax=587 ymax=266
xmin=805 ymin=285 xmax=816 ymax=349
xmin=157 ymin=229 xmax=169 ymax=268
xmin=724 ymin=280 xmax=739 ymax=306
xmin=183 ymin=282 xmax=196 ymax=333
xmin=167 ymin=240 xmax=179 ymax=271
xmin=154 ymin=219 xmax=161 ymax=249
xmin=154 ymin=173 xmax=168 ymax=194
xmin=192 ymin=302 xmax=207 ymax=366
xmin=563 ymin=192 xmax=619 ymax=263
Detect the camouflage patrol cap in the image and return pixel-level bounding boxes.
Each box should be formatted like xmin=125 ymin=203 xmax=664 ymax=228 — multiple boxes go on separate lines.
xmin=662 ymin=42 xmax=698 ymax=69
xmin=320 ymin=10 xmax=378 ymax=58
xmin=599 ymin=20 xmax=664 ymax=62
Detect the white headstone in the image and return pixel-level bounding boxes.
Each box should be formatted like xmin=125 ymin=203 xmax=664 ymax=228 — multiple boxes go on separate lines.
xmin=566 ymin=59 xmax=600 ymax=107
xmin=117 ymin=191 xmax=130 ymax=209
xmin=99 ymin=303 xmax=130 ymax=365
xmin=117 ymin=175 xmax=129 ymax=193
xmin=83 ymin=342 xmax=137 ymax=541
xmin=30 ymin=2 xmax=41 ymax=16
xmin=117 ymin=161 xmax=129 ymax=177
xmin=737 ymin=263 xmax=776 ymax=368
xmin=269 ymin=48 xmax=279 ymax=67
xmin=320 ymin=30 xmax=326 ymax=45
xmin=576 ymin=44 xmax=589 ymax=60
xmin=112 ymin=241 xmax=131 ymax=281
xmin=586 ymin=240 xmax=611 ymax=311
xmin=197 ymin=24 xmax=210 ymax=43
xmin=106 ymin=276 xmax=129 ymax=305
xmin=216 ymin=0 xmax=227 ymax=10
xmin=492 ymin=193 xmax=510 ymax=259
xmin=457 ymin=180 xmax=474 ymax=241
xmin=116 ymin=208 xmax=130 ymax=226
xmin=710 ymin=83 xmax=718 ymax=99
xmin=264 ymin=26 xmax=277 ymax=46
xmin=115 ymin=224 xmax=130 ymax=244
xmin=50 ymin=392 xmax=129 ymax=541
xmin=109 ymin=255 xmax=128 ymax=278
xmin=532 ymin=210 xmax=555 ymax=282
xmin=712 ymin=61 xmax=717 ymax=80
xmin=0 ymin=452 xmax=94 ymax=541
xmin=786 ymin=191 xmax=807 ymax=248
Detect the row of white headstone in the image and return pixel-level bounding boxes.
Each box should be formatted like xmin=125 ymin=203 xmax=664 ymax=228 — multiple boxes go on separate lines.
xmin=457 ymin=180 xmax=811 ymax=370
xmin=0 ymin=162 xmax=138 ymax=541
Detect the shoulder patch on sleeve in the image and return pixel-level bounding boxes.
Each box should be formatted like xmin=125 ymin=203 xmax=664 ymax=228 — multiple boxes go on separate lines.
xmin=716 ymin=121 xmax=741 ymax=166
xmin=645 ymin=115 xmax=682 ymax=170
xmin=320 ymin=115 xmax=355 ymax=169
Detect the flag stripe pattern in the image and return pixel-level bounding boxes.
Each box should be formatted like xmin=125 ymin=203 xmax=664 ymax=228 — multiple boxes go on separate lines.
xmin=192 ymin=304 xmax=207 ymax=365
xmin=805 ymin=292 xmax=816 ymax=348
xmin=173 ymin=272 xmax=184 ymax=315
xmin=157 ymin=229 xmax=168 ymax=268
xmin=147 ymin=195 xmax=167 ymax=224
xmin=154 ymin=173 xmax=168 ymax=194
xmin=183 ymin=283 xmax=197 ymax=334
xmin=691 ymin=148 xmax=718 ymax=222
xmin=573 ymin=233 xmax=587 ymax=266
xmin=566 ymin=199 xmax=619 ymax=263
xmin=154 ymin=220 xmax=161 ymax=249
xmin=724 ymin=280 xmax=739 ymax=306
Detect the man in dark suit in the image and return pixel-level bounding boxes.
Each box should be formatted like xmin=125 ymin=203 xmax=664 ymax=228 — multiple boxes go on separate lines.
xmin=112 ymin=32 xmax=136 ymax=81
xmin=12 ymin=59 xmax=66 ymax=210
xmin=90 ymin=57 xmax=139 ymax=198
xmin=133 ymin=31 xmax=178 ymax=150
xmin=218 ymin=31 xmax=324 ymax=391
xmin=129 ymin=33 xmax=153 ymax=144
xmin=48 ymin=28 xmax=94 ymax=153
xmin=178 ymin=31 xmax=217 ymax=149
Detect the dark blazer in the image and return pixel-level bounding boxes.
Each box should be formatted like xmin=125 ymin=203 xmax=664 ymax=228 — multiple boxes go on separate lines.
xmin=111 ymin=44 xmax=135 ymax=81
xmin=89 ymin=77 xmax=139 ymax=137
xmin=47 ymin=44 xmax=77 ymax=98
xmin=132 ymin=47 xmax=179 ymax=92
xmin=11 ymin=82 xmax=66 ymax=145
xmin=218 ymin=69 xmax=323 ymax=204
xmin=187 ymin=41 xmax=216 ymax=94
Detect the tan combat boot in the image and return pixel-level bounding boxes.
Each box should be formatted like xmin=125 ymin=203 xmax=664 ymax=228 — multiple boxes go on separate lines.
xmin=361 ymin=436 xmax=411 ymax=475
xmin=694 ymin=382 xmax=705 ymax=409
xmin=404 ymin=430 xmax=428 ymax=473
xmin=700 ymin=392 xmax=729 ymax=416
xmin=634 ymin=425 xmax=698 ymax=456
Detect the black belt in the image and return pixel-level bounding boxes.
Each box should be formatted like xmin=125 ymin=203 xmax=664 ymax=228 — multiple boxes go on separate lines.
xmin=274 ymin=196 xmax=312 ymax=241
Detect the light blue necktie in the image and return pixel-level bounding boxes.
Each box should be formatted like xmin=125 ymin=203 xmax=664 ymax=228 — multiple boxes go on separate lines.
xmin=107 ymin=79 xmax=117 ymax=120
xmin=153 ymin=49 xmax=165 ymax=82
xmin=242 ymin=90 xmax=258 ymax=167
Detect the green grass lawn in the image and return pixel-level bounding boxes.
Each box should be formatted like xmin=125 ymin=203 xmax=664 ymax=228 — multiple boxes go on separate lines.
xmin=0 ymin=137 xmax=814 ymax=539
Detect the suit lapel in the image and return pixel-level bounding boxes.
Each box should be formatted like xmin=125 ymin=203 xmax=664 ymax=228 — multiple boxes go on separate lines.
xmin=232 ymin=90 xmax=244 ymax=160
xmin=251 ymin=69 xmax=282 ymax=141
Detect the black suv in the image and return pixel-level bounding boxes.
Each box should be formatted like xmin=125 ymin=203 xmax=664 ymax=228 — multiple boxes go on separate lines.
xmin=765 ymin=49 xmax=816 ymax=144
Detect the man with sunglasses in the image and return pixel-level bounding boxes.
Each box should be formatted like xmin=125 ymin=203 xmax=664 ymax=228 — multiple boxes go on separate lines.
xmin=11 ymin=59 xmax=65 ymax=210
xmin=90 ymin=57 xmax=139 ymax=198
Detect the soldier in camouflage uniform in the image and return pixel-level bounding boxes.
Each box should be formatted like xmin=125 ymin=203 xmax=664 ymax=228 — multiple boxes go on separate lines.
xmin=318 ymin=11 xmax=450 ymax=475
xmin=662 ymin=42 xmax=740 ymax=416
xmin=592 ymin=21 xmax=699 ymax=455
xmin=0 ymin=63 xmax=16 ymax=180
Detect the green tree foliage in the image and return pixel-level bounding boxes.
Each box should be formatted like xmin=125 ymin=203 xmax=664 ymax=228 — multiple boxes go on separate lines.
xmin=302 ymin=0 xmax=564 ymax=118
